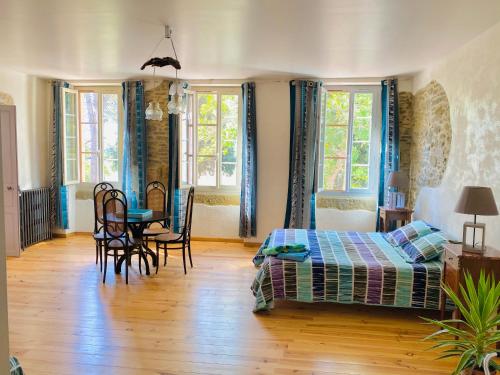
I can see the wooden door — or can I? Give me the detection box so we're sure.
[0,105,20,256]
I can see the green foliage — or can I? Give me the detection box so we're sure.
[422,271,500,374]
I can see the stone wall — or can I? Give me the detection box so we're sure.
[398,92,413,198]
[145,80,169,187]
[403,80,452,208]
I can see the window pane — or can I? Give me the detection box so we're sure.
[102,94,119,180]
[197,125,217,155]
[82,153,99,183]
[221,94,238,169]
[351,166,369,189]
[197,93,217,124]
[66,158,78,182]
[80,92,98,123]
[81,123,99,153]
[324,126,348,157]
[326,91,349,125]
[221,162,237,186]
[351,142,370,165]
[323,158,346,191]
[353,93,372,142]
[65,115,77,137]
[197,156,216,186]
[103,159,118,182]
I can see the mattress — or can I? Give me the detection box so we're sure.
[251,229,443,312]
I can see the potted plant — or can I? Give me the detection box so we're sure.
[423,271,500,375]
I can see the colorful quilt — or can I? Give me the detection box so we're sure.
[251,229,443,312]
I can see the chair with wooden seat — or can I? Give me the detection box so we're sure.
[143,181,169,243]
[102,189,139,284]
[93,182,114,271]
[154,186,194,274]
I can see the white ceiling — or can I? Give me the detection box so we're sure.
[0,0,499,80]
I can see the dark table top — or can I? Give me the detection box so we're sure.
[107,211,168,225]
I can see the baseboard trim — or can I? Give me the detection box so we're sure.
[191,236,243,243]
[52,232,259,245]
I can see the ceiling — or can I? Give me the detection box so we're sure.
[0,0,499,80]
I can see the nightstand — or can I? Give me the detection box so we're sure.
[440,243,500,320]
[378,206,413,232]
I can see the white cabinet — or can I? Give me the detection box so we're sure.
[0,105,20,256]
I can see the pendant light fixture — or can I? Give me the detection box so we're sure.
[141,25,189,120]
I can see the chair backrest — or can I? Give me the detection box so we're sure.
[102,189,128,242]
[182,187,195,241]
[93,182,114,233]
[146,181,166,214]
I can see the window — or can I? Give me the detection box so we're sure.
[62,88,80,184]
[180,88,241,190]
[319,86,380,194]
[77,87,122,183]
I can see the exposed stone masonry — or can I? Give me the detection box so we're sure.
[144,80,170,188]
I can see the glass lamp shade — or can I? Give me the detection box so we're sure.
[145,102,155,120]
[154,102,163,121]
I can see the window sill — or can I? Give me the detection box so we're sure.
[316,194,377,212]
[193,191,240,206]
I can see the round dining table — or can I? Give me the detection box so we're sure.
[114,211,168,276]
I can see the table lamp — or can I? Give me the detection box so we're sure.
[387,171,409,209]
[455,186,498,253]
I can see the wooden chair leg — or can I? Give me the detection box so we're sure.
[95,242,99,264]
[103,252,108,284]
[125,249,129,285]
[182,244,187,275]
[164,243,168,266]
[188,241,193,268]
[155,241,159,274]
[138,243,143,276]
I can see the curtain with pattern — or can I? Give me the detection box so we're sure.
[121,81,147,208]
[50,80,70,230]
[239,82,257,237]
[376,78,400,230]
[167,82,180,229]
[284,80,322,229]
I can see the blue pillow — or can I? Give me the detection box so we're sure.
[385,220,435,247]
[402,231,448,263]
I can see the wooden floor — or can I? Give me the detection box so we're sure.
[6,235,455,374]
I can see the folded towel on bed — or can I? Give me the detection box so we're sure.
[276,250,311,262]
[262,243,307,256]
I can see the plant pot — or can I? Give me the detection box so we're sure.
[461,368,497,375]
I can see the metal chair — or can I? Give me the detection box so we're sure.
[93,182,113,271]
[102,189,139,284]
[154,187,194,274]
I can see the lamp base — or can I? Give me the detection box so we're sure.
[462,221,486,253]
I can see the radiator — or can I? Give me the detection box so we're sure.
[19,188,52,249]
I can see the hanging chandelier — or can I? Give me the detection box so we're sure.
[141,25,189,120]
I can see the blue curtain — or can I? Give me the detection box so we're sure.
[376,78,400,230]
[121,81,146,208]
[284,80,322,229]
[167,82,180,229]
[239,82,257,237]
[50,80,70,230]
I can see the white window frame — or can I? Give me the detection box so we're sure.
[76,86,123,185]
[318,85,381,196]
[179,87,242,193]
[62,88,80,185]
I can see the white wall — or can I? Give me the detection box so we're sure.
[412,22,500,245]
[0,70,49,190]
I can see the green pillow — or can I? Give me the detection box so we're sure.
[402,231,448,263]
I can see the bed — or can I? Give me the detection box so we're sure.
[251,229,443,312]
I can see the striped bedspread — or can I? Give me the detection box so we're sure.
[251,229,443,312]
